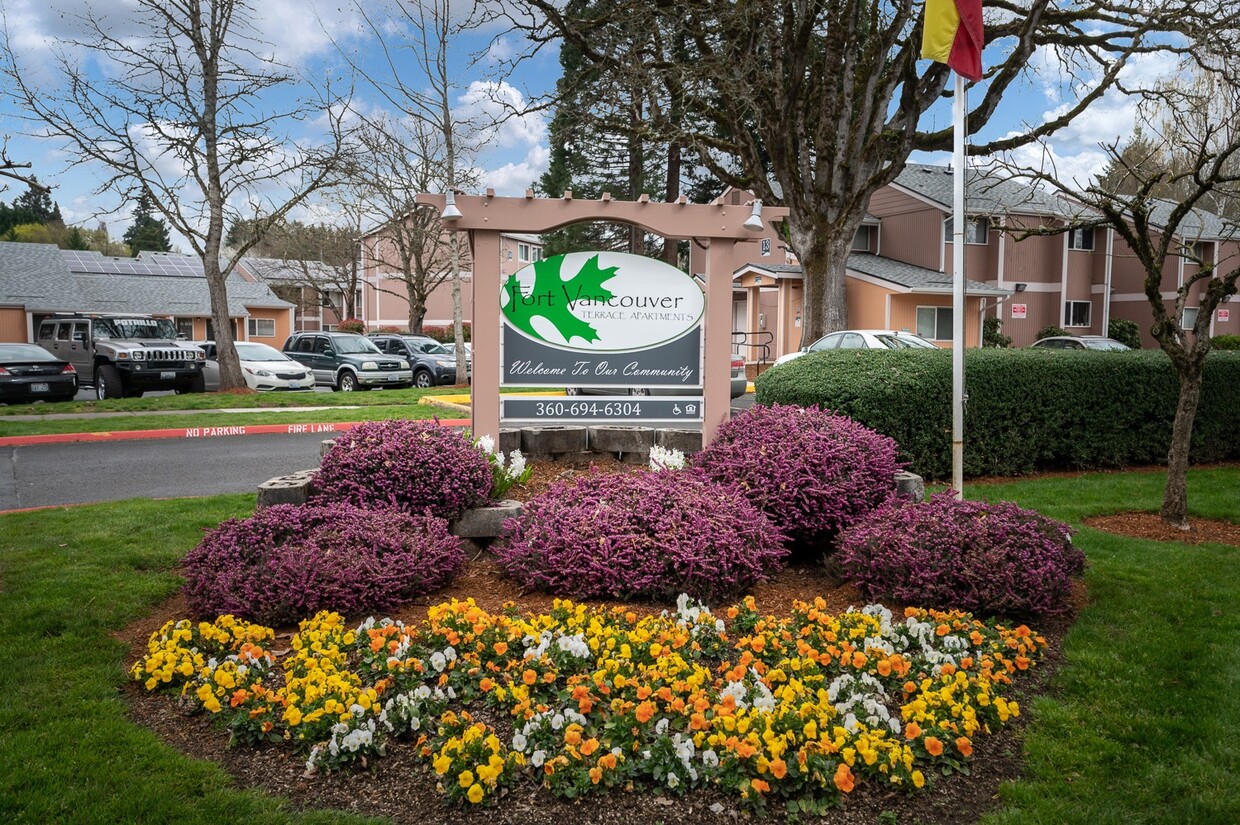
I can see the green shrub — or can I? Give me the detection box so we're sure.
[1108,318,1143,349]
[1035,324,1068,341]
[1213,334,1240,351]
[755,348,1240,479]
[983,316,1012,348]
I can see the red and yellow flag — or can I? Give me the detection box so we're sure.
[921,0,984,82]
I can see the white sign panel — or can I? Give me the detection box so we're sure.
[1011,303,1028,320]
[1219,309,1231,323]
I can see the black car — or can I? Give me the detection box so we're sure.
[367,334,471,388]
[0,343,79,403]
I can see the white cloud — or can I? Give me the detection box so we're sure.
[455,80,547,151]
[480,144,550,194]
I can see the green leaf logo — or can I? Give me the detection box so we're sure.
[502,254,619,345]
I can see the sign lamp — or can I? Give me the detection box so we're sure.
[441,190,463,221]
[742,200,764,232]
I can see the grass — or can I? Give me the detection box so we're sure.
[974,468,1240,825]
[0,468,1236,823]
[0,404,446,437]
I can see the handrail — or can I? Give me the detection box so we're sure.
[731,330,774,366]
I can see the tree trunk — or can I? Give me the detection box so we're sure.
[663,141,681,265]
[450,232,467,385]
[1161,366,1203,529]
[407,295,427,334]
[787,216,854,345]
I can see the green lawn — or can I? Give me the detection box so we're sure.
[0,469,1236,823]
[0,385,455,416]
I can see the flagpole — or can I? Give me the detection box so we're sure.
[951,72,966,500]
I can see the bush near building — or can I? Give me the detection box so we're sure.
[755,349,1240,479]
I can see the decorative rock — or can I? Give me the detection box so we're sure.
[256,469,318,509]
[499,427,522,455]
[894,470,925,502]
[655,428,703,455]
[320,438,336,457]
[521,425,588,459]
[588,425,655,457]
[451,499,524,539]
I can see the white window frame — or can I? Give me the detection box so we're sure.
[248,318,276,337]
[851,226,871,251]
[943,216,989,245]
[175,317,195,339]
[1068,227,1095,251]
[916,306,953,341]
[518,243,530,262]
[1183,307,1200,329]
[531,246,542,261]
[1065,300,1092,328]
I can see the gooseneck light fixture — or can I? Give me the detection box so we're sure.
[441,190,463,221]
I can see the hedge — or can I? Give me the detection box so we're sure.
[755,348,1240,479]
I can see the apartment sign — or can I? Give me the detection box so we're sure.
[1011,303,1028,320]
[1219,309,1231,323]
[500,252,704,388]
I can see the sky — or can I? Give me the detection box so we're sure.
[0,1,1184,251]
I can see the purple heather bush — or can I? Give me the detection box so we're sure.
[494,469,788,603]
[314,420,492,518]
[183,503,465,625]
[692,403,902,547]
[837,493,1085,618]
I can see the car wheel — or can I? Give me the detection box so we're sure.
[565,387,582,396]
[96,366,124,400]
[338,371,358,392]
[413,369,434,389]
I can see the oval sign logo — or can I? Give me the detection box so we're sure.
[501,251,704,352]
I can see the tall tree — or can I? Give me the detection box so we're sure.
[1002,57,1240,529]
[485,0,1240,343]
[261,218,366,322]
[2,0,351,389]
[11,176,61,224]
[121,192,172,255]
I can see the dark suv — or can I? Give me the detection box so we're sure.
[367,334,471,388]
[281,331,413,392]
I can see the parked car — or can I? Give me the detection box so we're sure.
[35,313,205,399]
[0,343,78,403]
[282,332,413,392]
[566,354,749,399]
[367,333,471,388]
[772,329,938,367]
[192,341,314,392]
[1029,335,1132,351]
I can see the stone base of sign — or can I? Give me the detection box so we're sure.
[451,499,523,539]
[499,427,522,455]
[257,469,318,509]
[654,428,703,455]
[320,438,336,457]
[894,471,925,502]
[520,425,589,460]
[588,425,655,461]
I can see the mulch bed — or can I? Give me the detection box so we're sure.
[116,458,1079,824]
[1083,512,1240,547]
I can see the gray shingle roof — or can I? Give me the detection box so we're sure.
[239,255,339,283]
[0,242,290,315]
[895,163,1073,217]
[1146,198,1230,239]
[847,253,1008,296]
[738,254,1007,297]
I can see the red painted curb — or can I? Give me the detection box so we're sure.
[0,418,472,448]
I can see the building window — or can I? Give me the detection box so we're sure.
[1188,241,1213,263]
[248,318,276,338]
[518,243,530,262]
[175,318,195,339]
[916,306,953,340]
[851,226,871,251]
[1183,307,1199,329]
[1068,227,1095,251]
[1065,300,1092,328]
[943,216,988,245]
[532,246,542,261]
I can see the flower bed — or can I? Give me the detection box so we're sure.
[134,596,1046,813]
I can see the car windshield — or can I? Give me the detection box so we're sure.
[876,334,937,349]
[94,318,181,339]
[1083,339,1130,351]
[334,336,381,354]
[424,343,452,356]
[403,338,442,353]
[235,343,289,361]
[0,344,56,361]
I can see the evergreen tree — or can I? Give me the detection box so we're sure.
[121,192,172,255]
[11,176,61,224]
